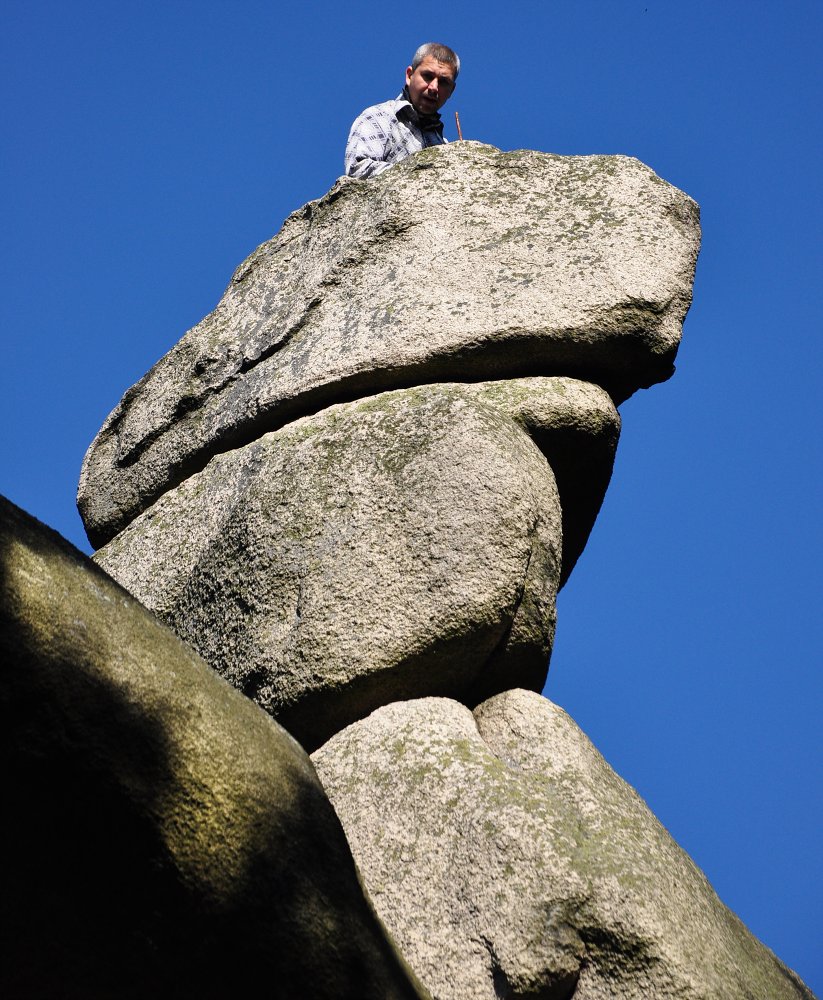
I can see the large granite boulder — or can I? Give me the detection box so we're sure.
[93,379,616,751]
[78,142,699,546]
[312,690,813,1000]
[0,495,427,999]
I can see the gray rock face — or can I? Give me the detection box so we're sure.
[93,379,614,751]
[78,142,699,546]
[312,690,813,1000]
[0,495,427,1000]
[58,142,785,996]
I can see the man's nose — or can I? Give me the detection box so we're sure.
[428,79,439,93]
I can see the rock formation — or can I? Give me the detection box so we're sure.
[94,377,618,750]
[77,142,698,548]
[85,142,698,744]
[5,141,812,995]
[314,691,812,1000]
[0,495,426,999]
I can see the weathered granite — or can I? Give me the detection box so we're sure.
[78,142,698,546]
[94,380,590,751]
[455,377,619,585]
[312,690,814,1000]
[0,495,428,1000]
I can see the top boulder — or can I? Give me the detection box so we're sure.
[78,142,700,547]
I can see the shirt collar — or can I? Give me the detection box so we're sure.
[395,88,443,131]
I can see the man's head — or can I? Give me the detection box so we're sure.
[405,43,459,116]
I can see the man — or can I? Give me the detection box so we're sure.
[344,43,459,179]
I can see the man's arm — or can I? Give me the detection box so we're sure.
[344,108,394,179]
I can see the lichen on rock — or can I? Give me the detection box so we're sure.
[312,690,815,1000]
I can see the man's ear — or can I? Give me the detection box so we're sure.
[405,65,413,86]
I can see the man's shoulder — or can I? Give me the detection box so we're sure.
[352,95,409,125]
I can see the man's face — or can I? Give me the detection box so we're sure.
[405,56,456,115]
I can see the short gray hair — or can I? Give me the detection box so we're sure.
[411,42,460,79]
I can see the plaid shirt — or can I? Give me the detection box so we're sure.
[344,93,446,179]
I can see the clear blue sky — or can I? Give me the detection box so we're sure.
[3,1,821,990]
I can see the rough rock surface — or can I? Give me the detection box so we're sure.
[78,142,699,546]
[94,380,608,751]
[0,495,427,1000]
[455,377,618,584]
[312,690,814,1000]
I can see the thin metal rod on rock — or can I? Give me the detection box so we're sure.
[454,111,463,141]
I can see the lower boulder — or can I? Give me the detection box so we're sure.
[312,690,814,1000]
[0,495,427,1000]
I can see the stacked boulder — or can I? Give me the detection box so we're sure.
[82,142,694,752]
[4,143,813,996]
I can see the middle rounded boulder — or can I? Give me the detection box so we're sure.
[95,381,572,750]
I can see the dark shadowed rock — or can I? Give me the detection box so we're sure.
[94,380,592,751]
[0,495,428,1000]
[312,690,814,1000]
[78,142,698,546]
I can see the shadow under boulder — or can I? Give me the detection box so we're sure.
[0,495,426,1000]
